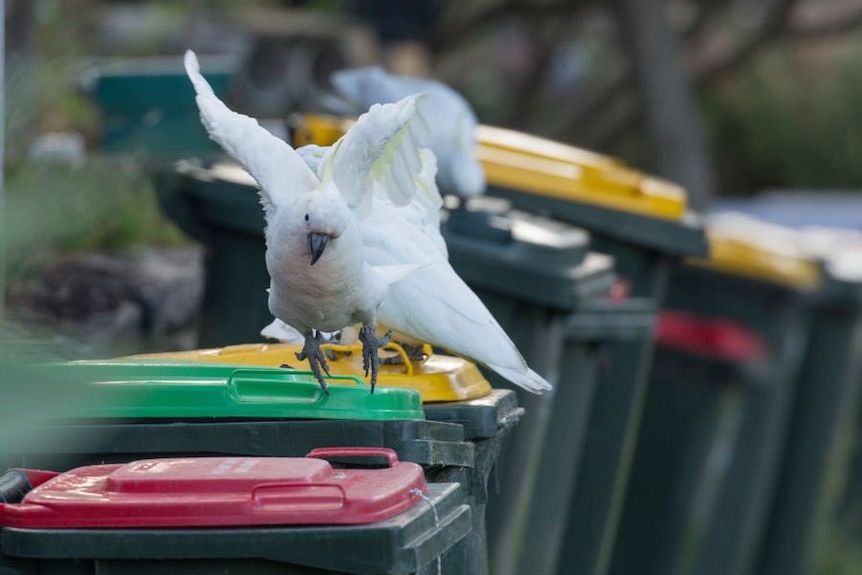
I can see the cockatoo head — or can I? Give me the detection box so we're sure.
[296,184,354,266]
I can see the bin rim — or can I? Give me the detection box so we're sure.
[688,214,823,289]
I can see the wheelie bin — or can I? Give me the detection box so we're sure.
[83,56,236,156]
[753,228,862,575]
[474,124,708,575]
[610,214,857,575]
[0,450,470,574]
[130,344,520,575]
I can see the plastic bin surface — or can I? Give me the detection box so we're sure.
[127,343,493,403]
[0,449,426,528]
[35,360,424,421]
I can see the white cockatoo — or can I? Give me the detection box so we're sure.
[330,66,486,199]
[185,50,550,394]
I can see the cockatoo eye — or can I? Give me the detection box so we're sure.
[304,214,310,222]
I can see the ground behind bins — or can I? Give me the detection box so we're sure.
[3,246,204,360]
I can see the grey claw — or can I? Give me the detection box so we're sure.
[359,326,391,394]
[297,330,331,395]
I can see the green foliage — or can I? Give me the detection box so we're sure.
[706,35,862,196]
[4,156,186,279]
[816,526,862,575]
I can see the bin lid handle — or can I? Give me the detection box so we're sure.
[306,447,399,467]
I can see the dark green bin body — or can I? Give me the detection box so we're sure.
[440,198,617,575]
[487,185,707,575]
[152,163,271,346]
[608,263,811,575]
[755,277,862,575]
[424,390,524,575]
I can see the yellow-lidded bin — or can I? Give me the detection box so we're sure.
[609,213,835,575]
[476,125,687,221]
[689,215,823,290]
[289,115,689,222]
[284,113,704,575]
[288,112,354,148]
[463,123,707,575]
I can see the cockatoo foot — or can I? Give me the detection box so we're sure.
[295,330,332,395]
[359,325,391,394]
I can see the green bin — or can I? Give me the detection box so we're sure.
[2,360,476,472]
[83,56,236,156]
[478,127,708,575]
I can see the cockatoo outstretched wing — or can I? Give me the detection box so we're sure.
[184,50,319,220]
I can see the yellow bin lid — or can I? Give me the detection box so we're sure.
[288,113,688,221]
[126,341,493,403]
[687,214,822,289]
[475,125,687,220]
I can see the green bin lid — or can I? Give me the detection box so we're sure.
[83,56,236,112]
[442,196,616,311]
[34,360,424,421]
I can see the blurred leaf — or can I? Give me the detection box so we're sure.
[5,156,186,279]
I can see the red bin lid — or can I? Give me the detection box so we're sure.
[656,310,768,363]
[0,448,427,528]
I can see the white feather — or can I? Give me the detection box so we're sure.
[184,50,319,220]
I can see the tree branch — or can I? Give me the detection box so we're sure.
[689,0,802,86]
[789,3,862,38]
[510,18,574,128]
[547,70,632,140]
[432,0,593,56]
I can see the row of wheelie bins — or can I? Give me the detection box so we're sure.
[147,114,707,575]
[24,60,862,574]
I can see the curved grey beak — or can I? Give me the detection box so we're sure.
[307,232,330,266]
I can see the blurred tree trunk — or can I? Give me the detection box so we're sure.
[610,0,714,210]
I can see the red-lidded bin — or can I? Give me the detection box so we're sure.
[609,311,773,575]
[0,448,471,575]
